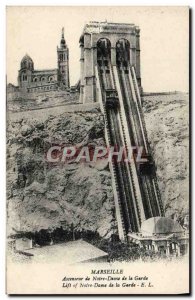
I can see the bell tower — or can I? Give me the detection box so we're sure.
[57,28,70,89]
[18,54,34,91]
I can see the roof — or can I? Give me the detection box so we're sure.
[24,239,108,264]
[128,232,175,242]
[33,69,58,75]
[16,237,32,241]
[21,54,33,64]
[88,21,136,27]
[83,21,139,35]
[141,217,184,237]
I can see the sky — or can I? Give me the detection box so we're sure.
[6,6,189,92]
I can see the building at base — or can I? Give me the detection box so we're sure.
[128,217,189,257]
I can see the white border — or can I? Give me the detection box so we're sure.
[0,1,194,298]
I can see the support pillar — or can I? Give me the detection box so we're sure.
[152,242,158,253]
[91,46,97,102]
[83,33,94,103]
[135,26,141,88]
[79,42,84,103]
[130,47,136,67]
[166,242,170,256]
[111,47,116,66]
[130,29,136,67]
[176,243,181,256]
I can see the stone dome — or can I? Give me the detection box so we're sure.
[141,217,183,236]
[20,54,34,70]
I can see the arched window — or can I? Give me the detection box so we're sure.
[48,76,54,82]
[22,73,27,81]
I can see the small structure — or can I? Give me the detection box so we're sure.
[15,238,33,251]
[128,217,189,257]
[24,239,108,264]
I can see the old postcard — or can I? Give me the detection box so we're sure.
[6,6,190,294]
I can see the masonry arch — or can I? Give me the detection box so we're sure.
[97,38,111,62]
[116,39,130,67]
[48,76,54,82]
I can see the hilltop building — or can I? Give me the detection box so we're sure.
[9,28,70,94]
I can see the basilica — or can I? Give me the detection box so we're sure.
[17,28,69,93]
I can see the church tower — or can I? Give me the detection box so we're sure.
[18,54,34,91]
[57,28,70,89]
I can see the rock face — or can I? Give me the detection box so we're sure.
[143,92,189,223]
[7,108,116,238]
[7,92,189,238]
[7,90,79,111]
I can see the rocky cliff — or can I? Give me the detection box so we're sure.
[7,107,116,238]
[143,92,189,223]
[7,92,189,238]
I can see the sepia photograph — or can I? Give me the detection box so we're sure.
[6,6,190,295]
